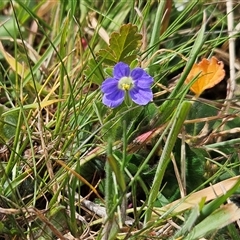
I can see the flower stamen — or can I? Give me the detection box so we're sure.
[118,76,134,91]
[121,83,131,91]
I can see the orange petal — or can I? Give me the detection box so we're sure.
[185,56,225,96]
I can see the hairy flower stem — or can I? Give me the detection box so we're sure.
[102,139,118,240]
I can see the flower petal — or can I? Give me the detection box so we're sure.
[131,68,153,88]
[102,88,125,108]
[113,62,130,79]
[101,78,119,94]
[129,87,153,105]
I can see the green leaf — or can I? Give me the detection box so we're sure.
[174,198,206,238]
[186,101,218,136]
[0,15,19,39]
[198,177,240,222]
[184,203,240,240]
[0,1,9,10]
[84,58,104,85]
[0,105,19,143]
[98,23,142,65]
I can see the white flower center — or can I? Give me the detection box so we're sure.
[118,76,134,91]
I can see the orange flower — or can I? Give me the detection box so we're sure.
[185,56,225,96]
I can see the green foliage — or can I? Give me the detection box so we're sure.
[84,59,104,85]
[198,179,240,222]
[98,23,142,65]
[0,1,9,10]
[100,101,148,143]
[0,105,19,143]
[85,24,142,85]
[186,101,218,136]
[0,1,240,239]
[0,16,19,39]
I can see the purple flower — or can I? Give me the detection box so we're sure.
[101,62,154,108]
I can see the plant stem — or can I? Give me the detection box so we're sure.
[144,101,192,225]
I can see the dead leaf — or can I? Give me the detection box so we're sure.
[185,56,225,96]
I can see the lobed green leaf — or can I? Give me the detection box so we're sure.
[98,23,142,65]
